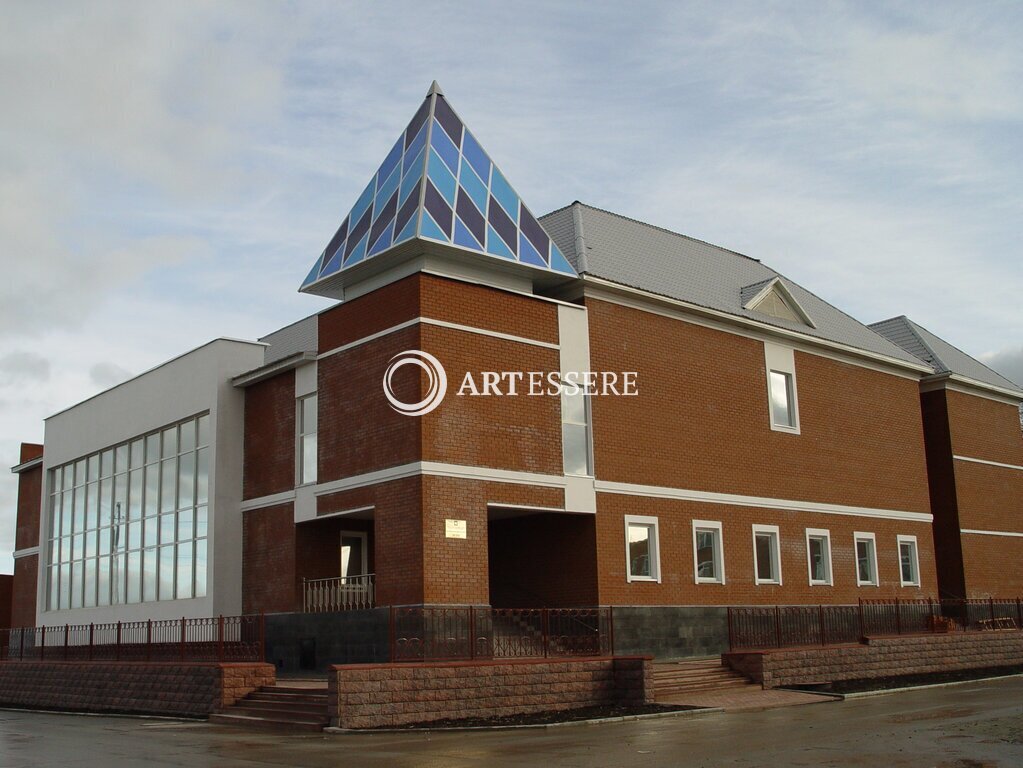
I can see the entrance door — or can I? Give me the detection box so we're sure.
[340,531,367,581]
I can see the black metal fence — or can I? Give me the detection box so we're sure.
[728,598,1023,651]
[389,606,613,662]
[2,614,265,663]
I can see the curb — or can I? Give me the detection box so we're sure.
[830,672,1023,700]
[324,706,722,734]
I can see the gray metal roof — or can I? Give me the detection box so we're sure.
[870,316,1023,395]
[540,202,925,367]
[260,315,318,365]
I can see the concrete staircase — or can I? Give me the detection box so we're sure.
[653,658,758,701]
[210,683,330,731]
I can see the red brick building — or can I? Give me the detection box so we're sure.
[8,84,1022,663]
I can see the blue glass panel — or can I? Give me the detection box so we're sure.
[456,187,486,246]
[519,232,547,268]
[370,190,399,245]
[458,158,488,215]
[377,138,402,188]
[367,219,394,256]
[427,149,456,206]
[430,118,460,175]
[454,217,483,251]
[394,187,420,238]
[349,179,375,230]
[301,257,322,287]
[373,164,400,218]
[344,232,369,266]
[489,168,518,224]
[404,97,430,149]
[486,225,515,260]
[393,211,418,245]
[487,194,517,255]
[403,121,428,174]
[420,209,449,243]
[519,204,550,261]
[399,148,425,204]
[320,217,349,274]
[423,181,453,237]
[461,130,491,185]
[550,243,576,275]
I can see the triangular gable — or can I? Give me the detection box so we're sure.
[741,277,815,328]
[300,82,576,296]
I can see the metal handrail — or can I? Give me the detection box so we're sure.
[303,573,375,612]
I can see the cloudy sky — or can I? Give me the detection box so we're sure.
[2,1,1021,574]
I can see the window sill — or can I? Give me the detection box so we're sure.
[695,578,725,585]
[754,579,782,586]
[626,575,660,584]
[809,580,833,587]
[769,423,800,435]
[856,582,880,588]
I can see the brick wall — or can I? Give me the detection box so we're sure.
[945,390,1023,467]
[328,656,652,729]
[15,459,42,551]
[725,631,1023,688]
[0,661,274,717]
[595,494,937,606]
[11,456,43,628]
[0,575,11,629]
[242,503,296,614]
[920,390,965,598]
[959,535,1023,597]
[11,556,38,629]
[243,371,296,500]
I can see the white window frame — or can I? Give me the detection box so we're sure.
[764,343,800,434]
[624,515,661,583]
[854,532,879,587]
[296,393,317,487]
[805,528,833,586]
[897,534,921,587]
[692,520,726,585]
[752,524,783,585]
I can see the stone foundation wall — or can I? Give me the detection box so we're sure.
[725,632,1023,688]
[0,661,275,717]
[329,656,652,729]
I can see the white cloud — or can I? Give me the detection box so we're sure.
[0,352,50,385]
[981,346,1023,388]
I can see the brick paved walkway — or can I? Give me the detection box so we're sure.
[658,686,837,712]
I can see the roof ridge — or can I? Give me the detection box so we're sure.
[905,316,1020,388]
[570,200,762,265]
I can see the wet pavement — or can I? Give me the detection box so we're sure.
[1,676,1021,767]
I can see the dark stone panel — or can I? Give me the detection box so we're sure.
[264,609,391,672]
[611,606,730,659]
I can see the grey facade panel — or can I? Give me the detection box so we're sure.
[260,315,319,365]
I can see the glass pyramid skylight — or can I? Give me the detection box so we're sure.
[300,82,577,295]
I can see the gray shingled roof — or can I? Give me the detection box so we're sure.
[870,316,1022,395]
[260,315,318,364]
[540,202,926,367]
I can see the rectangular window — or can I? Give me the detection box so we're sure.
[624,515,660,582]
[44,412,210,611]
[769,371,795,428]
[298,394,317,486]
[764,342,799,433]
[561,388,592,477]
[805,528,833,586]
[692,520,725,584]
[898,535,920,587]
[854,532,878,586]
[752,524,782,585]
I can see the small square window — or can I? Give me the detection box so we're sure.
[854,532,878,586]
[692,520,725,584]
[297,394,318,486]
[752,524,782,585]
[898,535,920,587]
[625,515,660,583]
[805,528,833,585]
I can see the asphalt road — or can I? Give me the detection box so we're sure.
[1,677,1021,767]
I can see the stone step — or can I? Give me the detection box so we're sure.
[232,700,329,718]
[655,679,754,695]
[248,691,329,704]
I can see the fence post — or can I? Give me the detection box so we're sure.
[388,606,395,663]
[858,598,865,640]
[40,625,46,661]
[217,615,224,662]
[64,624,69,661]
[180,617,186,661]
[89,623,95,661]
[1017,598,1021,630]
[774,605,782,648]
[259,611,266,663]
[727,607,734,651]
[895,598,902,635]
[542,609,550,658]
[989,597,995,623]
[116,621,122,662]
[608,607,615,656]
[468,606,476,661]
[818,605,826,647]
[146,619,152,662]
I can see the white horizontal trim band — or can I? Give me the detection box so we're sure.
[302,505,375,522]
[12,546,40,559]
[318,317,558,362]
[239,490,296,511]
[594,479,933,522]
[11,457,43,474]
[954,455,1023,472]
[961,528,1023,539]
